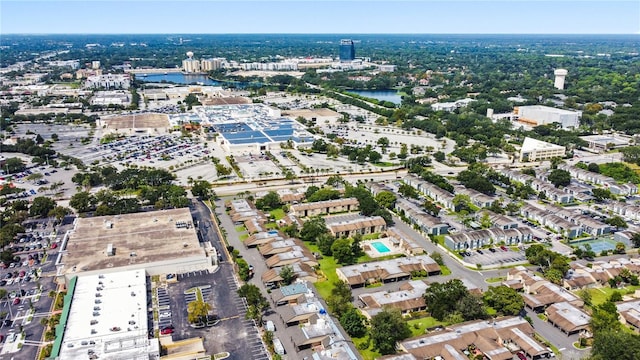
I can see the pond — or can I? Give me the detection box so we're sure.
[347,89,402,105]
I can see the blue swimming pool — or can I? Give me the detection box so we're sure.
[371,241,391,253]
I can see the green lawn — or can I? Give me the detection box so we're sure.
[351,336,380,360]
[269,208,286,220]
[306,243,340,300]
[234,225,246,232]
[362,233,381,240]
[239,234,249,241]
[485,276,506,283]
[265,222,279,230]
[439,265,451,276]
[588,285,640,306]
[406,316,447,337]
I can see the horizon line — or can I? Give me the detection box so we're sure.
[2,32,639,36]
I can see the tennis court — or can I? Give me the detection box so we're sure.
[571,238,618,252]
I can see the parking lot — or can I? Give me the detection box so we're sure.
[460,246,528,267]
[155,269,267,360]
[0,218,61,359]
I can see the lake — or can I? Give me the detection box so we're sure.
[136,72,256,88]
[347,89,402,105]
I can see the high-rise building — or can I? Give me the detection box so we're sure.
[339,39,355,62]
[182,51,201,73]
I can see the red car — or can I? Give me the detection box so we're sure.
[12,298,20,305]
[160,328,174,335]
[517,352,527,360]
[51,243,58,249]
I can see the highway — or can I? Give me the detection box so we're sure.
[211,168,408,196]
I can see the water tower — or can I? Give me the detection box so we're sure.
[554,69,568,90]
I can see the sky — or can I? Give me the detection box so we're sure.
[1,0,639,35]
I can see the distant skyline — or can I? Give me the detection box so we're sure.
[2,1,639,35]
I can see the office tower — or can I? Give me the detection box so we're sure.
[339,39,355,62]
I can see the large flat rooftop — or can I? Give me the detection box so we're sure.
[59,269,159,360]
[61,208,202,274]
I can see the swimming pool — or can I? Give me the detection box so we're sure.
[371,241,391,253]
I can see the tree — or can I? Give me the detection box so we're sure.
[423,279,470,321]
[483,285,524,316]
[430,251,444,266]
[605,216,628,230]
[237,284,269,310]
[68,191,95,213]
[279,265,295,286]
[590,301,621,334]
[434,151,446,162]
[284,169,297,182]
[326,281,352,318]
[631,232,640,248]
[577,288,593,307]
[592,188,613,202]
[237,258,251,281]
[299,217,328,243]
[191,180,212,199]
[331,238,356,265]
[544,268,564,285]
[4,157,25,174]
[398,184,419,199]
[608,290,623,302]
[304,185,319,199]
[368,151,382,163]
[547,169,571,188]
[317,233,336,256]
[306,188,341,202]
[26,173,44,182]
[377,137,390,150]
[215,163,232,177]
[48,206,71,221]
[340,308,367,337]
[187,300,211,324]
[615,242,626,254]
[457,293,488,321]
[370,308,412,355]
[255,191,282,211]
[375,191,397,210]
[29,196,56,218]
[590,331,640,360]
[398,143,408,159]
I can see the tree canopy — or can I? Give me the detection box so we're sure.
[369,308,412,355]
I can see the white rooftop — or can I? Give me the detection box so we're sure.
[521,137,565,152]
[58,269,159,360]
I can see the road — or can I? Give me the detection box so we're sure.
[189,199,269,360]
[207,196,595,359]
[211,169,408,196]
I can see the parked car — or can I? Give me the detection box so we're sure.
[160,328,174,335]
[51,243,58,249]
[12,298,20,305]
